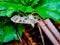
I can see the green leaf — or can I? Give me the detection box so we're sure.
[0,24,23,43]
[0,1,26,17]
[31,0,39,7]
[0,18,24,43]
[35,0,60,23]
[18,24,24,36]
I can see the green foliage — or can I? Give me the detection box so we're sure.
[0,0,60,43]
[0,0,39,17]
[0,0,60,22]
[35,0,60,23]
[0,17,23,43]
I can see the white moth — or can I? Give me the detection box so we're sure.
[11,15,39,27]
